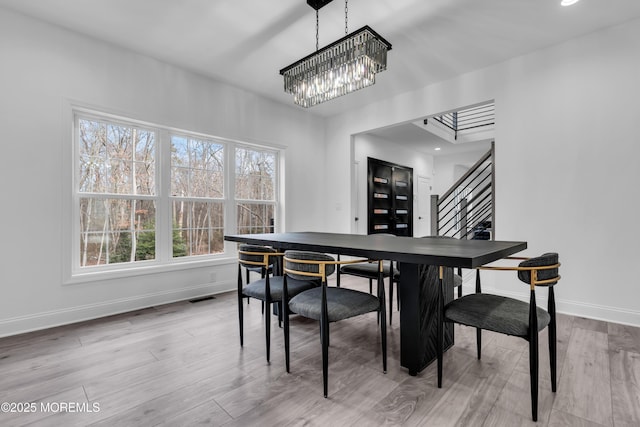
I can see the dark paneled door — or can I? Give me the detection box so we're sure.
[367,157,413,236]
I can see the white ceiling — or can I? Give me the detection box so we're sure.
[362,120,493,157]
[3,0,640,149]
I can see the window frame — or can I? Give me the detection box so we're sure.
[65,106,283,284]
[234,144,280,235]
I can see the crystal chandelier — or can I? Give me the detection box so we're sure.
[280,0,392,108]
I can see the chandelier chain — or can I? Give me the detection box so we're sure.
[316,9,319,51]
[345,0,348,35]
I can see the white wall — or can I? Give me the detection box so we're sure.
[352,133,434,235]
[0,9,326,336]
[324,18,640,326]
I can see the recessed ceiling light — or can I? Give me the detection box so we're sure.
[434,147,441,151]
[561,0,580,6]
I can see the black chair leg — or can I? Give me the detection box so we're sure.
[381,317,387,373]
[265,271,272,362]
[388,278,393,325]
[529,335,539,422]
[320,319,329,398]
[283,276,291,373]
[437,267,444,388]
[474,269,482,360]
[369,278,373,294]
[549,320,557,392]
[265,301,271,363]
[379,274,387,373]
[284,304,290,373]
[245,269,251,305]
[549,288,557,392]
[238,297,244,347]
[237,265,244,346]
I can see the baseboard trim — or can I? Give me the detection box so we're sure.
[554,298,640,328]
[0,280,235,338]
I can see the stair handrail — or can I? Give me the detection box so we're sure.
[438,148,492,204]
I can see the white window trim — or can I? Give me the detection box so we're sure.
[62,103,284,285]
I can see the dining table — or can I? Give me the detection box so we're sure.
[224,231,527,375]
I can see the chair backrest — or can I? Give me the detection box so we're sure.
[284,251,335,281]
[238,244,280,269]
[517,252,560,287]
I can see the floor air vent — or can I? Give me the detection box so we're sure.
[189,296,216,303]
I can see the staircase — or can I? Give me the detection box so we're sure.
[431,141,494,240]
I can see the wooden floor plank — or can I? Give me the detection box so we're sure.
[608,322,640,354]
[452,345,524,426]
[548,409,609,427]
[492,368,556,423]
[609,349,640,426]
[88,367,250,426]
[553,327,613,425]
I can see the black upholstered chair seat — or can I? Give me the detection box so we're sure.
[243,276,318,301]
[340,259,398,324]
[445,293,550,337]
[340,260,392,278]
[289,287,380,322]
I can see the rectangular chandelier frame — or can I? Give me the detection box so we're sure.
[280,25,392,108]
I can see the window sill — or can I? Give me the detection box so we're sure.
[64,256,237,286]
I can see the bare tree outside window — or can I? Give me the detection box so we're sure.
[171,136,224,257]
[78,118,156,266]
[235,147,276,234]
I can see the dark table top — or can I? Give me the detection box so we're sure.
[224,232,527,268]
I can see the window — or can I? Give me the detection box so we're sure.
[235,147,277,235]
[77,118,157,267]
[170,135,225,257]
[73,110,281,276]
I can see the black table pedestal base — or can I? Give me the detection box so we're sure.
[399,263,454,375]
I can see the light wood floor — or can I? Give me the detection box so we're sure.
[1,275,639,426]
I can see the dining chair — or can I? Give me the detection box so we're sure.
[337,233,397,324]
[282,250,387,397]
[338,259,397,324]
[243,263,272,313]
[436,253,561,421]
[237,244,320,362]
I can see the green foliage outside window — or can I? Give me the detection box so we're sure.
[109,222,187,263]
